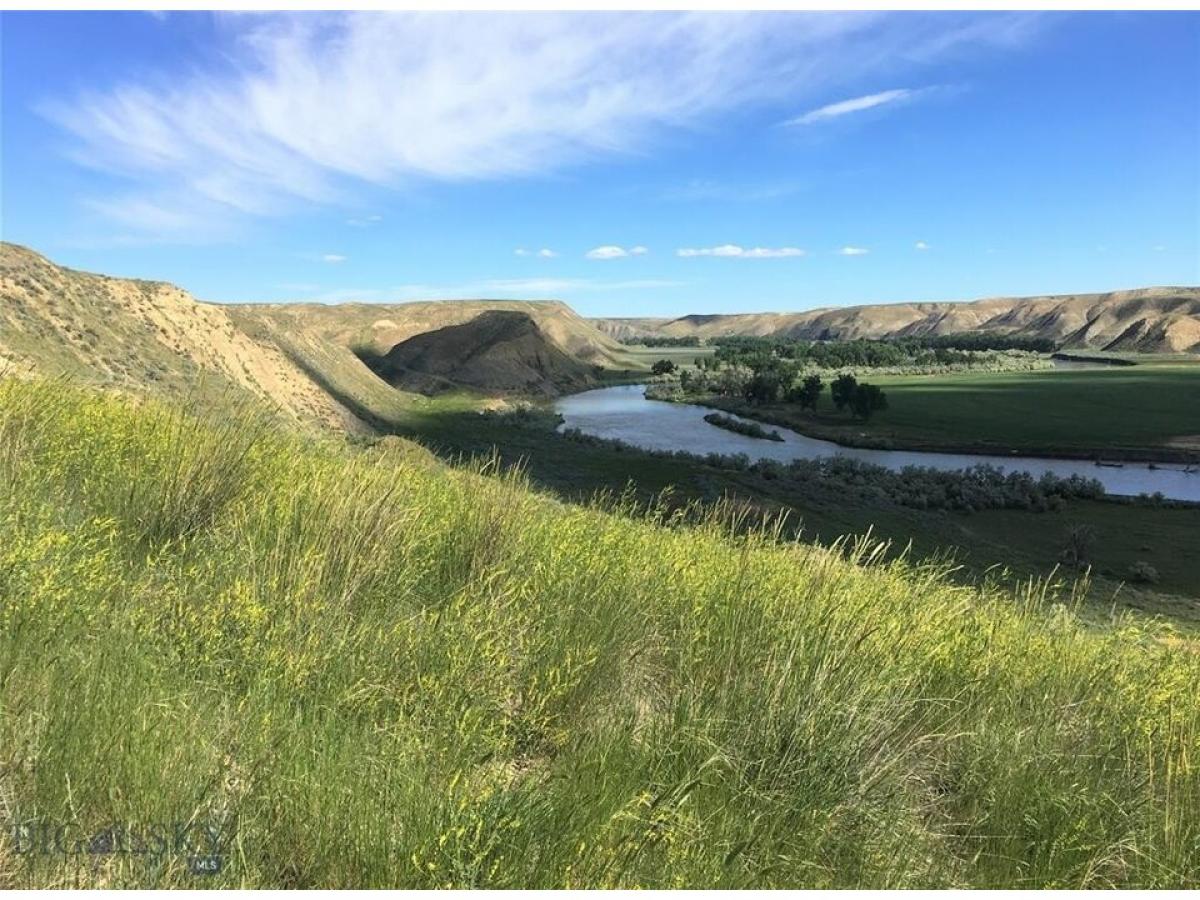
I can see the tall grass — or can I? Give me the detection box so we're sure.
[1,378,1197,887]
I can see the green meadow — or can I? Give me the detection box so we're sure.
[2,378,1199,887]
[734,364,1200,460]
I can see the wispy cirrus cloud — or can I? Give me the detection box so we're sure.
[42,12,1045,238]
[678,244,806,259]
[784,88,919,125]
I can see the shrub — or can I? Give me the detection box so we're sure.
[1127,561,1160,584]
[561,427,1106,513]
[703,412,784,441]
[1060,523,1097,570]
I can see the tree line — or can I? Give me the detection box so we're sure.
[710,334,1053,370]
[620,335,702,347]
[663,358,889,421]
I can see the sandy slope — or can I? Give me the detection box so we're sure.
[0,243,365,431]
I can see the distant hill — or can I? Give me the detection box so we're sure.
[228,295,629,368]
[0,243,627,430]
[593,287,1200,352]
[8,239,1195,433]
[367,310,599,396]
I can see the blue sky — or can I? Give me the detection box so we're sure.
[2,11,1197,316]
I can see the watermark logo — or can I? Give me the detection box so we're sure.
[6,818,233,876]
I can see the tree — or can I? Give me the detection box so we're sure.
[650,359,677,377]
[743,370,784,405]
[787,374,823,412]
[851,383,888,420]
[831,374,858,412]
[1060,523,1096,570]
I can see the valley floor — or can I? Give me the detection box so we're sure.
[679,363,1200,463]
[377,391,1200,626]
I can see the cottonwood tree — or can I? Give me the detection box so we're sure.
[744,370,784,405]
[788,374,824,411]
[831,374,858,411]
[851,383,888,420]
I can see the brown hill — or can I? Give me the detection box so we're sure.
[0,243,628,433]
[227,296,629,371]
[0,242,367,430]
[593,287,1200,352]
[369,310,598,396]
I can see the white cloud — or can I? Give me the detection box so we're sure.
[743,247,805,258]
[516,247,558,258]
[586,245,639,260]
[40,12,1045,237]
[629,246,649,256]
[915,240,929,250]
[839,246,869,256]
[785,88,915,125]
[678,244,742,258]
[784,83,960,127]
[678,244,805,259]
[347,214,383,227]
[322,253,347,263]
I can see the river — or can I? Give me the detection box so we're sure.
[554,384,1200,502]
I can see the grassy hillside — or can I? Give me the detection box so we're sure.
[2,378,1198,888]
[594,286,1200,354]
